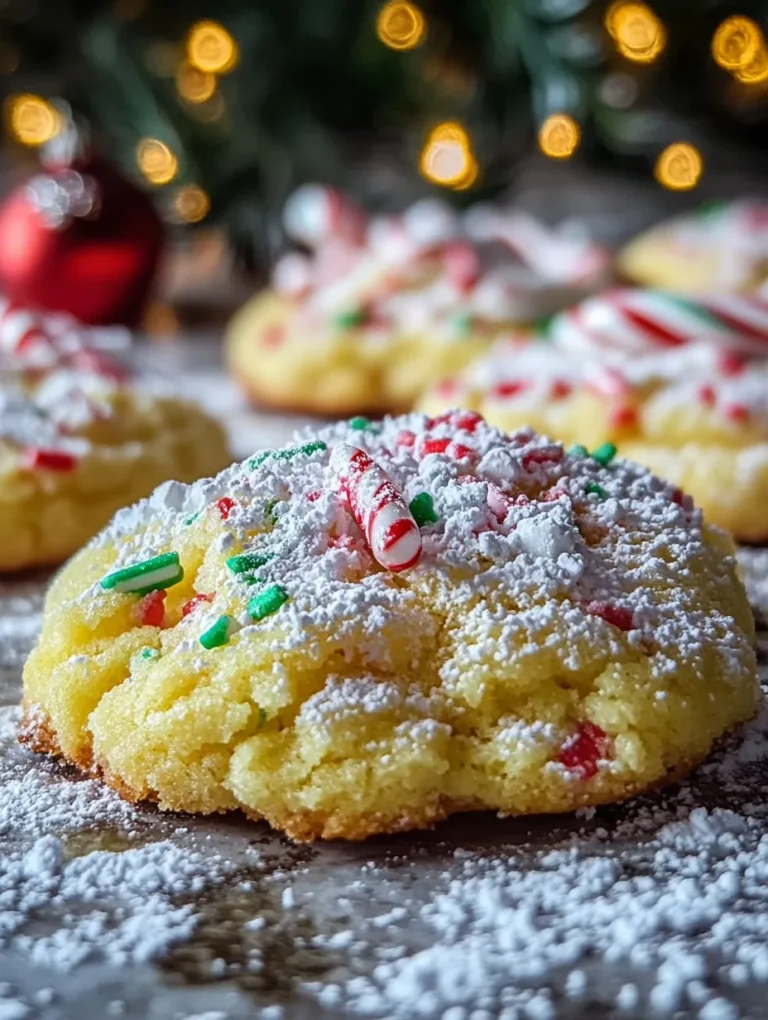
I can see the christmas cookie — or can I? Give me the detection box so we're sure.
[420,290,768,541]
[21,412,757,841]
[0,307,231,572]
[618,199,768,294]
[226,186,610,416]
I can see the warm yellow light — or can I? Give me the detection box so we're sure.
[419,122,478,190]
[606,2,666,63]
[174,184,210,223]
[538,113,581,160]
[654,142,704,191]
[176,61,217,104]
[136,138,178,185]
[711,15,763,71]
[6,94,61,147]
[187,20,238,74]
[376,1,426,51]
[733,43,768,84]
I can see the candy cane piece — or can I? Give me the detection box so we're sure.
[551,289,768,356]
[330,443,422,572]
[283,185,367,249]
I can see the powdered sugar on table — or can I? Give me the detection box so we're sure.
[2,565,768,1018]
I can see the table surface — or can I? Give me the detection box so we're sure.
[2,344,768,1020]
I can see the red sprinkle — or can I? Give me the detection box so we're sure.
[521,446,564,471]
[608,404,638,430]
[137,589,167,627]
[550,380,572,399]
[671,487,693,510]
[420,437,475,461]
[491,380,528,400]
[442,241,480,292]
[585,601,634,632]
[718,352,746,377]
[540,487,567,503]
[215,497,236,520]
[262,324,285,347]
[24,448,78,472]
[725,403,750,424]
[181,592,214,618]
[697,384,716,407]
[306,490,323,502]
[396,430,416,448]
[453,411,484,433]
[435,378,458,397]
[559,721,611,780]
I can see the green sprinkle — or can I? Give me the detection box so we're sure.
[131,646,160,669]
[409,492,438,527]
[248,584,289,622]
[248,450,273,470]
[591,442,617,466]
[257,707,268,726]
[200,615,236,650]
[568,444,589,458]
[227,551,274,575]
[697,199,726,219]
[349,416,379,433]
[585,482,608,499]
[264,498,282,524]
[453,311,474,335]
[183,512,200,526]
[248,441,327,471]
[533,314,555,337]
[333,308,368,330]
[100,552,184,595]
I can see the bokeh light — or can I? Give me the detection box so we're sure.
[376,1,427,51]
[136,138,178,185]
[538,113,581,159]
[654,142,704,191]
[6,94,61,147]
[419,122,478,189]
[605,2,667,64]
[711,15,763,71]
[174,184,210,223]
[176,61,217,104]
[187,20,239,74]
[734,45,768,85]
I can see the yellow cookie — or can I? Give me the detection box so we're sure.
[21,412,757,841]
[1,363,231,572]
[227,192,610,416]
[618,199,768,294]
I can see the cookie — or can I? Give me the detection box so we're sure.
[226,186,610,416]
[420,289,768,541]
[21,412,757,841]
[618,199,768,294]
[0,307,232,572]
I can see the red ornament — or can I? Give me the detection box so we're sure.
[0,154,164,327]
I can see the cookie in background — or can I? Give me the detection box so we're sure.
[226,185,611,417]
[617,199,768,295]
[0,301,231,572]
[420,288,768,542]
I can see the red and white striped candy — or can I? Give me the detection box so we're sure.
[551,289,768,356]
[283,185,367,249]
[464,206,610,284]
[330,443,422,573]
[0,300,57,365]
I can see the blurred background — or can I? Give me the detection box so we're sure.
[0,0,766,333]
